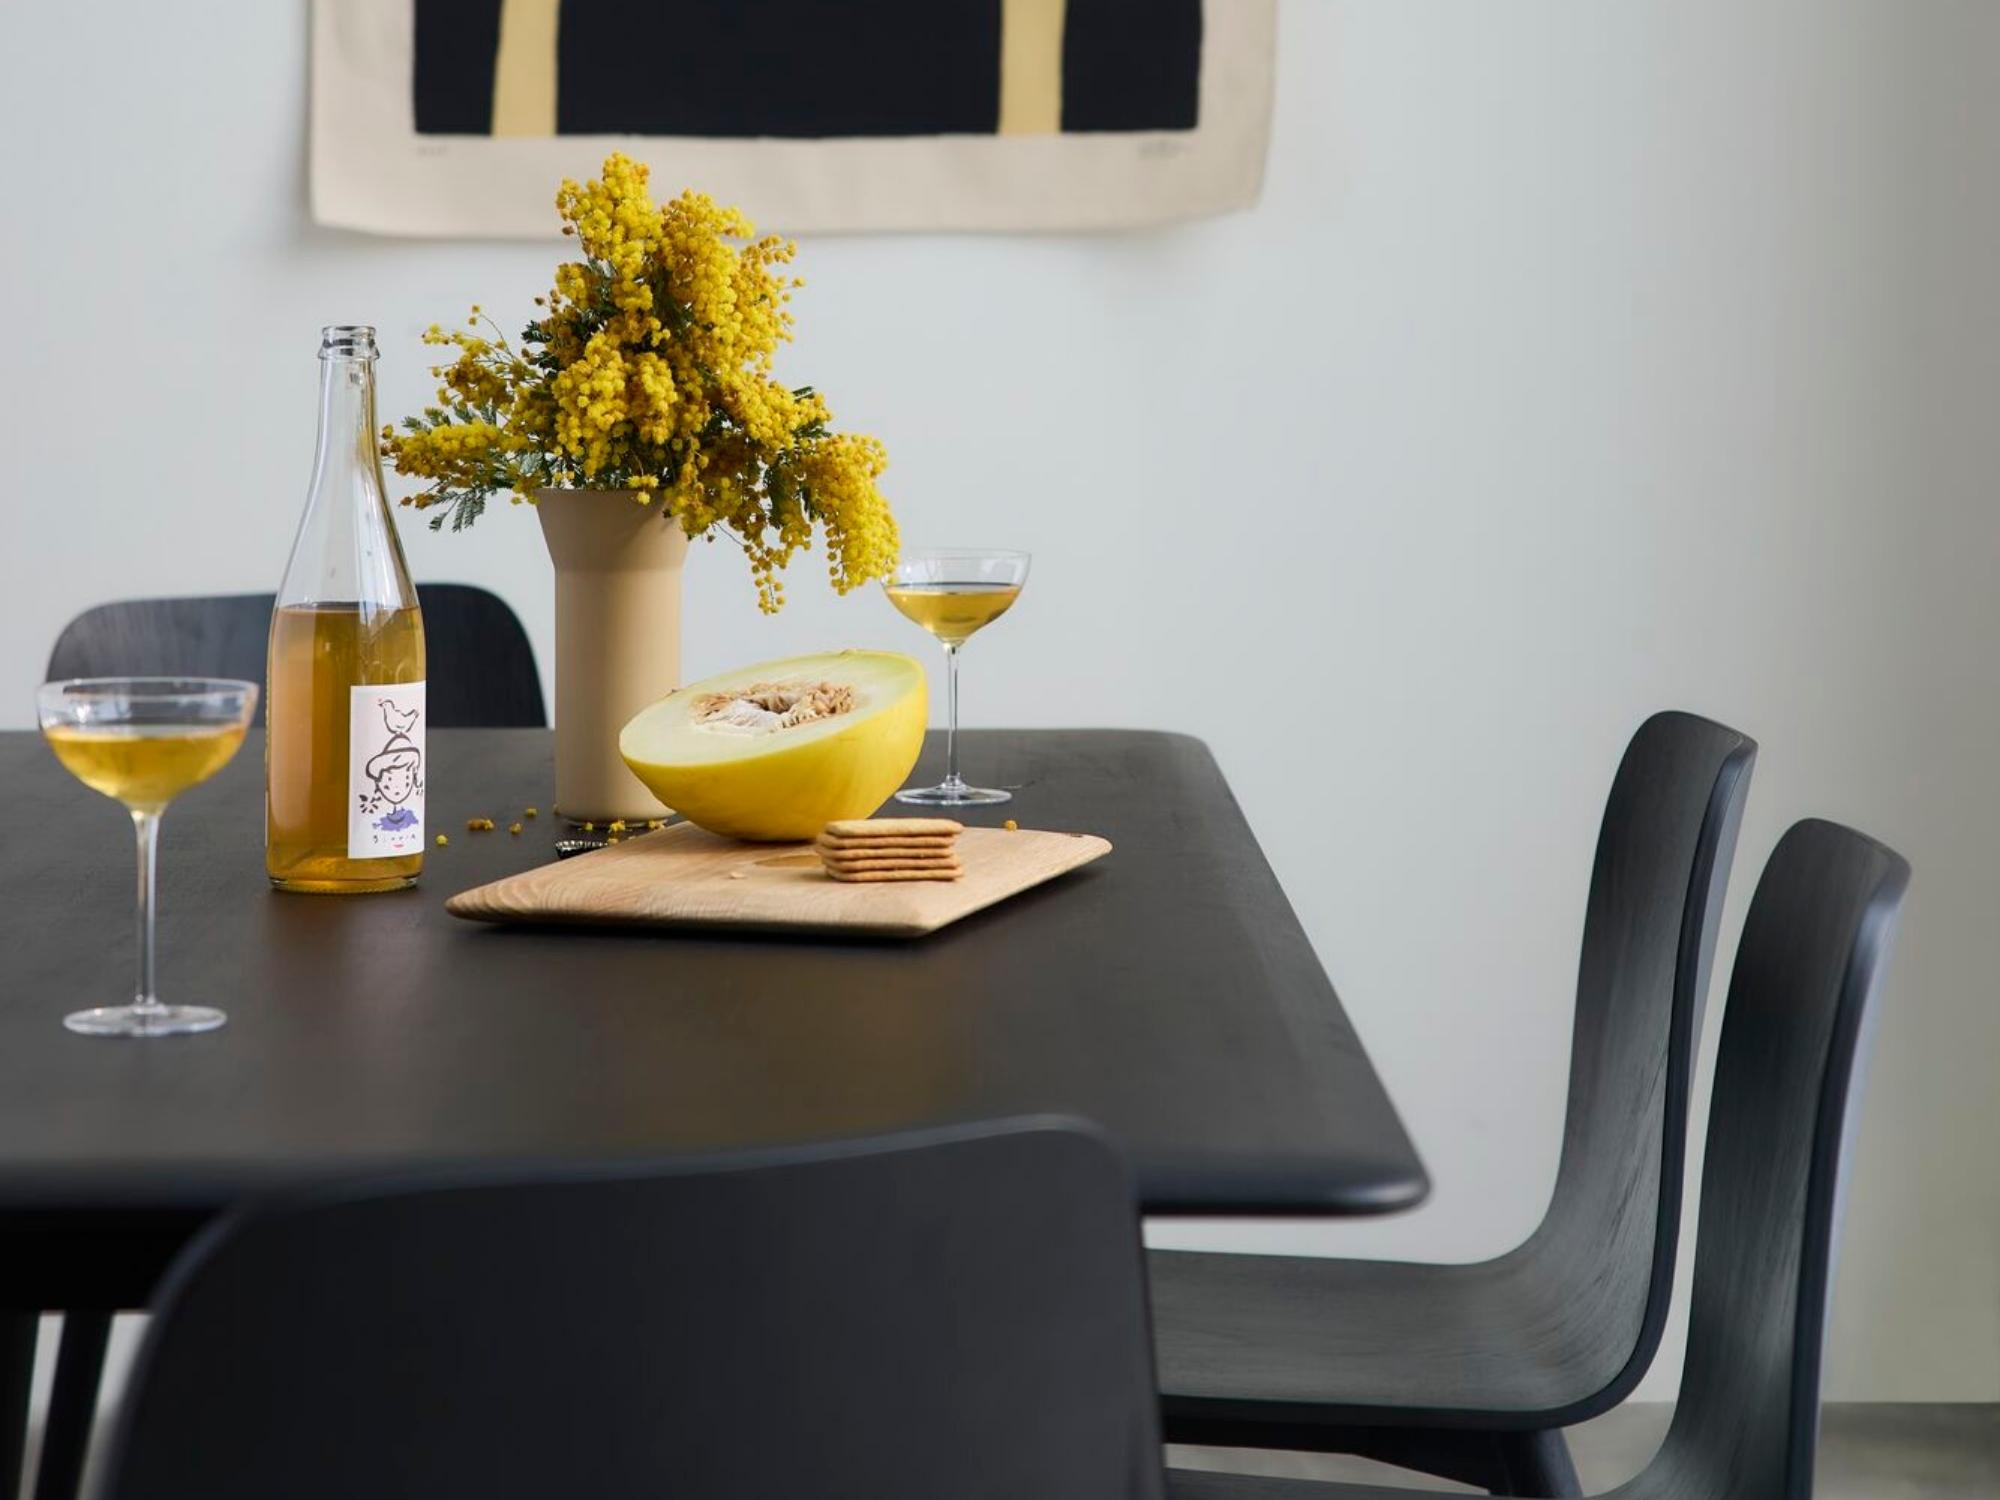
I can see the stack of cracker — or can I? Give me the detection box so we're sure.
[816,818,964,883]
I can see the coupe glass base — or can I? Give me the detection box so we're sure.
[64,1003,227,1037]
[895,783,1012,807]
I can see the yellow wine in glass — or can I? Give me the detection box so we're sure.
[881,550,1031,806]
[46,724,249,812]
[38,678,259,1036]
[883,583,1023,648]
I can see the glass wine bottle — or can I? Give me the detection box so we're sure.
[266,325,428,893]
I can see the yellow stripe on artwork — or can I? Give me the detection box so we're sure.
[999,0,1067,135]
[491,0,561,138]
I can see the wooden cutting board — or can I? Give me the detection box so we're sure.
[445,823,1113,938]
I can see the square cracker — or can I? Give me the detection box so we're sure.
[822,817,964,839]
[827,866,965,883]
[816,864,964,876]
[816,837,959,855]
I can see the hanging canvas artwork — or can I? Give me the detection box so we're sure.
[311,0,1277,237]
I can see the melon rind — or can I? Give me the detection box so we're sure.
[619,651,927,841]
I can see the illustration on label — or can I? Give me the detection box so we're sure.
[348,684,426,859]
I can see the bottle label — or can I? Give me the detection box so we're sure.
[348,683,426,860]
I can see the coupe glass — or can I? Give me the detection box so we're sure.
[38,678,258,1036]
[882,549,1031,805]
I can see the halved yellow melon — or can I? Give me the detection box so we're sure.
[620,651,927,841]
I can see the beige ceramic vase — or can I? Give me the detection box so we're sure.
[535,488,688,823]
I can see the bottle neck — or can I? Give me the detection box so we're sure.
[276,332,418,615]
[311,354,381,503]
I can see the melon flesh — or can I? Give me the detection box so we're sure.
[620,652,927,841]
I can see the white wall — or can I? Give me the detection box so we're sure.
[2,1,1994,1402]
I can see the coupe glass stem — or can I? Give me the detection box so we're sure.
[131,809,163,1013]
[942,643,965,792]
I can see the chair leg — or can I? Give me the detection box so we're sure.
[1492,1429,1581,1498]
[32,1312,111,1500]
[0,1314,36,1500]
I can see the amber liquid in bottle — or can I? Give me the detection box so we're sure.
[267,325,427,893]
[266,604,425,891]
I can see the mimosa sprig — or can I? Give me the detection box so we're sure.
[384,153,898,613]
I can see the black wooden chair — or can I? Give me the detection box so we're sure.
[92,1119,1166,1500]
[1151,712,1757,1496]
[1168,818,1909,1500]
[45,584,545,728]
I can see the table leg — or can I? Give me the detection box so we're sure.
[0,1314,36,1500]
[31,1312,109,1500]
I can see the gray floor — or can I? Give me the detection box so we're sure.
[1172,1402,2000,1498]
[18,1317,1999,1498]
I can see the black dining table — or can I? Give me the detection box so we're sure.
[0,727,1423,1489]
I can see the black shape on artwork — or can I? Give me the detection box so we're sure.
[410,0,1204,138]
[413,0,504,135]
[557,0,1003,137]
[1064,0,1203,132]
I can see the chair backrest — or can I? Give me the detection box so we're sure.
[45,584,546,729]
[411,583,547,728]
[1511,711,1756,1419]
[1636,821,1907,1500]
[94,1119,1165,1500]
